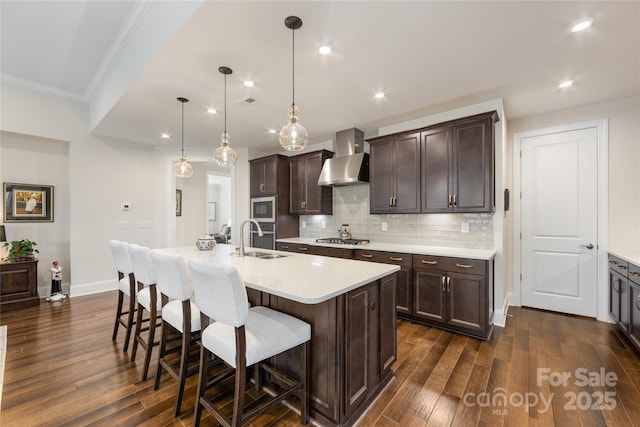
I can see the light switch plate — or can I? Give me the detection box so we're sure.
[461,222,470,233]
[302,221,307,228]
[381,222,388,231]
[321,221,326,229]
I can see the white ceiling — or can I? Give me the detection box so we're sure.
[1,1,639,154]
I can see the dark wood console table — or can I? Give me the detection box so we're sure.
[1,260,40,311]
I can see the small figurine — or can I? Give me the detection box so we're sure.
[46,261,67,302]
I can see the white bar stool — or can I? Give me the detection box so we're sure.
[128,244,162,381]
[150,249,201,417]
[188,260,310,427]
[109,240,137,352]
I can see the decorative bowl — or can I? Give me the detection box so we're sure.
[196,235,216,251]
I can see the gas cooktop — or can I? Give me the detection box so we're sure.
[315,238,370,245]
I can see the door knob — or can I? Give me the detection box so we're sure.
[580,243,594,250]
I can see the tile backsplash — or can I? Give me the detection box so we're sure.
[300,185,494,249]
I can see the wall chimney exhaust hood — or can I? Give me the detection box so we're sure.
[318,128,369,186]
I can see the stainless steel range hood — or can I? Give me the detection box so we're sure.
[317,128,369,186]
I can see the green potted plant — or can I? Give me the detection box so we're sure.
[2,239,39,262]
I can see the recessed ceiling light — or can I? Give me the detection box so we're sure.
[207,108,217,114]
[161,133,170,139]
[558,80,574,88]
[243,80,255,87]
[318,44,333,55]
[268,129,277,134]
[571,19,592,33]
[374,91,386,99]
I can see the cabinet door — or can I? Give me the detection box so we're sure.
[263,157,278,194]
[393,133,421,213]
[344,283,377,415]
[610,269,623,324]
[447,271,487,333]
[413,268,446,323]
[250,160,265,196]
[289,156,306,213]
[618,274,630,334]
[303,152,326,214]
[355,250,412,314]
[629,281,640,350]
[369,139,395,213]
[452,117,494,212]
[379,274,397,372]
[421,126,452,212]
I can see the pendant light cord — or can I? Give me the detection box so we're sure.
[292,27,295,106]
[181,101,185,152]
[224,72,227,133]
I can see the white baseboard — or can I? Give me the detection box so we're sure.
[492,292,512,328]
[68,280,117,297]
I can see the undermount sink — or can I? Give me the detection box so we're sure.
[243,251,289,259]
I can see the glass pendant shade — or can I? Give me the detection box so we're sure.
[213,131,237,166]
[173,150,193,177]
[172,97,193,177]
[279,104,308,151]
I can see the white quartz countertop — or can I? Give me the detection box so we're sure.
[277,237,496,261]
[608,250,640,266]
[160,245,399,305]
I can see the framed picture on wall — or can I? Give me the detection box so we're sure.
[176,189,182,217]
[3,182,54,222]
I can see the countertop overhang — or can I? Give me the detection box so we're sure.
[160,245,400,304]
[277,237,496,261]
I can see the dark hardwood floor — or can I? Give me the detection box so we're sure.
[1,291,639,426]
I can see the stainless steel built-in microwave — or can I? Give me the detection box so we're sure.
[250,196,276,222]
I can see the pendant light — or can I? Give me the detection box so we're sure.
[172,97,193,178]
[213,66,238,167]
[279,16,308,151]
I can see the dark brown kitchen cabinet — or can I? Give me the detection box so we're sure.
[276,242,353,259]
[421,111,497,213]
[250,154,286,196]
[368,132,421,214]
[609,255,630,334]
[412,254,491,339]
[354,249,412,315]
[290,150,333,215]
[268,275,396,426]
[609,253,640,353]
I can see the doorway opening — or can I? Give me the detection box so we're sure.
[207,172,232,238]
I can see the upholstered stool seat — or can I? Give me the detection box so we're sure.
[161,299,201,333]
[189,260,310,427]
[136,286,161,312]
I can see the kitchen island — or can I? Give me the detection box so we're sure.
[163,245,400,427]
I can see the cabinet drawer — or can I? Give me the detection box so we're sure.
[629,262,640,285]
[412,254,448,271]
[312,246,353,259]
[354,250,412,268]
[609,255,629,277]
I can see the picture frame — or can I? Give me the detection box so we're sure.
[176,189,182,217]
[3,182,54,222]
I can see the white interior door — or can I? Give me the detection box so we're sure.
[520,127,598,317]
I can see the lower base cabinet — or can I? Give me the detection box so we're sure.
[255,274,397,426]
[0,260,40,311]
[412,254,492,339]
[609,254,640,353]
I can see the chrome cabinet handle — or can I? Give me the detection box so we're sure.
[630,272,640,278]
[389,196,393,208]
[282,245,289,249]
[447,276,451,292]
[389,257,403,261]
[636,295,640,311]
[448,194,452,207]
[299,247,308,251]
[456,263,474,268]
[260,183,265,192]
[393,196,397,207]
[618,265,627,270]
[609,260,617,264]
[580,244,594,249]
[441,276,446,292]
[371,301,376,311]
[360,253,373,258]
[452,193,457,207]
[422,260,437,265]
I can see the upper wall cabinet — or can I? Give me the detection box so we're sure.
[368,132,421,214]
[290,150,333,215]
[422,112,497,213]
[250,154,288,197]
[368,111,498,215]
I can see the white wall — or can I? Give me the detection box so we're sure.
[175,162,207,246]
